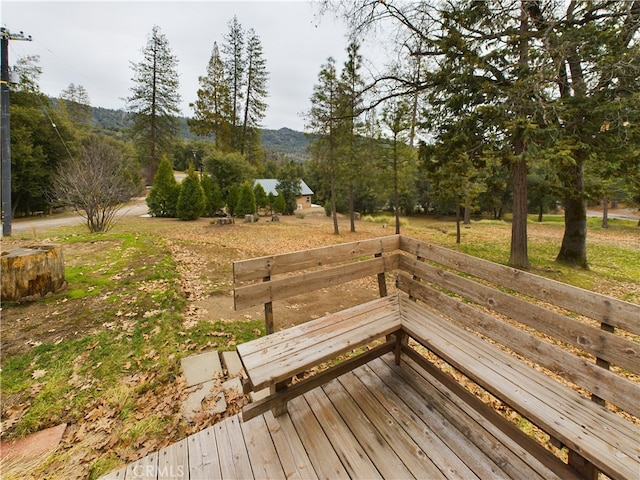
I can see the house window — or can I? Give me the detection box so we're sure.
[306,196,310,203]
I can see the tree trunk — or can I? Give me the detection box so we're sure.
[330,152,339,235]
[509,155,530,269]
[349,183,356,233]
[509,3,531,269]
[602,198,609,228]
[556,160,588,269]
[463,185,471,225]
[455,195,461,244]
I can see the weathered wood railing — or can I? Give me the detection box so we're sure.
[233,235,399,333]
[233,234,640,480]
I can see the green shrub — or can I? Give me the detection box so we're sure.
[176,164,205,220]
[146,156,179,217]
[201,174,224,217]
[236,181,257,217]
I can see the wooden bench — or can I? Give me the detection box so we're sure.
[232,234,640,480]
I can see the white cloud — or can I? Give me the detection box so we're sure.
[2,1,369,131]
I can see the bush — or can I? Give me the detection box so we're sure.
[147,156,179,217]
[236,181,257,217]
[176,164,205,220]
[201,174,224,217]
[273,191,286,215]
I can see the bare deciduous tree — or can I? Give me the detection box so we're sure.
[53,136,137,233]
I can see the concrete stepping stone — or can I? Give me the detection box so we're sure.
[182,380,226,420]
[181,351,222,387]
[221,350,245,378]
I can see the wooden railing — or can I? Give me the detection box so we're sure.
[233,234,640,479]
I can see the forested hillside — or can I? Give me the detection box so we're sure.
[90,104,309,161]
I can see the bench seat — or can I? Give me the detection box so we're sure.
[237,294,402,392]
[398,296,640,480]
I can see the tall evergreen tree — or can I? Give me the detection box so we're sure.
[176,163,205,220]
[147,156,180,217]
[189,42,233,151]
[241,28,269,158]
[338,41,365,233]
[127,25,181,183]
[59,83,92,126]
[223,16,245,150]
[236,181,257,216]
[382,99,412,235]
[308,57,340,234]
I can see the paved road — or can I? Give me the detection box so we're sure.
[5,201,638,236]
[7,198,149,235]
[586,209,639,221]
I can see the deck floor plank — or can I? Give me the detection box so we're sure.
[263,410,318,480]
[387,352,581,480]
[338,368,465,480]
[215,416,253,479]
[241,414,286,479]
[101,352,584,480]
[303,387,383,479]
[286,395,350,479]
[157,438,187,480]
[124,451,158,479]
[364,360,498,480]
[188,426,221,479]
[322,377,424,479]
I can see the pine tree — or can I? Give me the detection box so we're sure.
[273,191,286,215]
[241,29,268,157]
[127,25,181,184]
[277,161,303,215]
[176,164,205,220]
[236,181,257,216]
[59,83,92,126]
[308,57,340,234]
[223,16,245,150]
[226,184,240,217]
[338,41,365,233]
[201,173,225,217]
[189,42,233,151]
[147,156,180,217]
[253,182,268,211]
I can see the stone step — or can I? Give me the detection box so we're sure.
[180,349,268,420]
[180,350,222,387]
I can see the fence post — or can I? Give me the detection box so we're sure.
[375,253,387,297]
[263,274,274,335]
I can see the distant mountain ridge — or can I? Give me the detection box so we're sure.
[89,104,310,161]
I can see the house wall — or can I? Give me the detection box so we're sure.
[296,195,313,209]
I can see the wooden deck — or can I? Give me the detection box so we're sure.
[101,352,578,480]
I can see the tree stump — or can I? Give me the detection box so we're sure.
[1,245,66,303]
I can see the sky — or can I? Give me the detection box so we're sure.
[1,1,387,131]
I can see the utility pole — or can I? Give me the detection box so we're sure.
[1,27,32,237]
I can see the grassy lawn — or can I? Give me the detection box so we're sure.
[0,211,637,478]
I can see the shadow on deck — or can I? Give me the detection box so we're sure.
[101,352,577,480]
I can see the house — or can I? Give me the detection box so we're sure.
[254,179,314,210]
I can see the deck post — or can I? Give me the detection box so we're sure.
[394,331,407,365]
[375,253,387,297]
[271,379,290,416]
[409,255,424,301]
[263,275,274,335]
[567,451,598,480]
